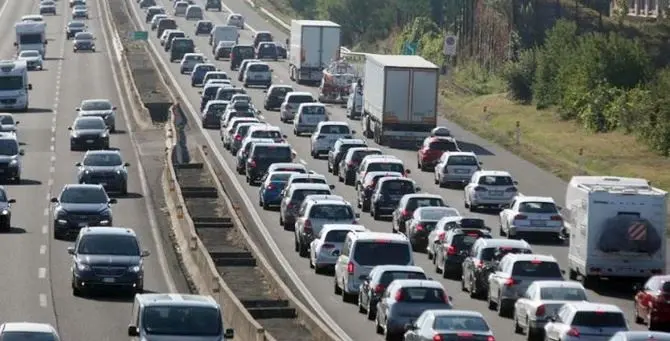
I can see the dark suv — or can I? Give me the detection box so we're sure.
[370,177,419,220]
[205,0,221,11]
[51,184,117,239]
[230,45,255,70]
[245,143,292,185]
[170,38,195,62]
[68,226,150,296]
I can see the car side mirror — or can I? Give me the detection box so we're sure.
[67,247,75,255]
[75,108,80,111]
[14,121,19,125]
[415,186,421,192]
[282,134,287,138]
[359,275,368,281]
[50,197,58,203]
[556,205,563,211]
[112,106,117,110]
[560,269,566,275]
[68,127,72,130]
[404,323,416,331]
[19,150,24,156]
[329,184,335,190]
[198,91,202,94]
[405,169,411,175]
[285,38,289,45]
[127,325,139,337]
[513,181,519,185]
[262,90,267,93]
[44,41,48,45]
[75,162,82,166]
[108,198,118,204]
[224,328,234,339]
[8,199,15,204]
[257,110,262,114]
[355,212,360,218]
[124,162,131,167]
[141,250,151,257]
[28,84,32,90]
[633,283,642,292]
[449,295,453,302]
[479,161,483,165]
[13,42,17,47]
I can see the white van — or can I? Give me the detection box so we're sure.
[334,231,413,302]
[293,103,327,136]
[209,25,239,46]
[565,176,668,288]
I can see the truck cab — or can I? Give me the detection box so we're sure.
[14,21,47,58]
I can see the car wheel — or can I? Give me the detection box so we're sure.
[333,278,342,295]
[71,278,81,296]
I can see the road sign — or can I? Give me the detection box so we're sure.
[130,31,148,41]
[443,35,457,56]
[402,42,417,55]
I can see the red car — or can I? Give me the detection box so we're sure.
[417,136,460,171]
[634,275,670,330]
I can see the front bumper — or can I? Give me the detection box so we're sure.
[508,224,562,235]
[471,196,513,207]
[73,269,143,290]
[26,61,43,70]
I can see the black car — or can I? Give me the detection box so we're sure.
[169,38,195,62]
[139,0,155,9]
[164,31,186,52]
[328,139,366,176]
[195,20,213,35]
[274,42,287,59]
[436,226,491,278]
[370,177,419,220]
[145,7,164,23]
[51,184,117,239]
[358,267,426,320]
[66,21,86,39]
[69,116,110,151]
[0,135,23,183]
[199,84,224,111]
[76,150,130,194]
[461,241,532,298]
[230,45,255,70]
[245,143,293,184]
[255,42,277,60]
[263,85,293,111]
[204,0,221,10]
[68,226,150,295]
[252,31,273,48]
[73,32,96,52]
[0,187,16,231]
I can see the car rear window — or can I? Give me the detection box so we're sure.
[289,95,315,104]
[173,39,194,49]
[478,175,514,186]
[324,230,350,242]
[406,198,445,211]
[269,173,292,182]
[429,139,459,151]
[319,125,350,134]
[234,47,255,58]
[292,189,331,202]
[352,150,382,162]
[250,130,282,139]
[480,247,531,261]
[352,241,410,266]
[572,312,626,328]
[447,155,478,166]
[518,202,558,214]
[511,261,561,277]
[433,316,490,332]
[398,287,446,303]
[379,271,426,286]
[382,180,415,193]
[539,287,587,301]
[310,204,353,220]
[452,232,490,249]
[253,146,291,159]
[368,162,404,173]
[248,64,269,72]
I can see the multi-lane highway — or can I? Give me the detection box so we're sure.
[125,0,664,340]
[0,0,179,338]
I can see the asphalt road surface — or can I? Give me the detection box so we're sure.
[0,0,178,338]
[125,0,662,339]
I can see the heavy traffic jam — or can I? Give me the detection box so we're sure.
[0,0,667,339]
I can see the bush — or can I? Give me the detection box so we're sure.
[502,48,537,103]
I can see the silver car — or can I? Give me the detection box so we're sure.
[375,279,452,340]
[405,207,461,251]
[358,265,426,320]
[72,5,88,19]
[39,1,57,15]
[310,121,353,157]
[17,50,43,70]
[309,224,366,273]
[403,310,494,341]
[545,303,628,341]
[464,170,519,211]
[609,331,670,341]
[73,32,95,52]
[76,99,116,132]
[0,114,19,137]
[76,150,130,194]
[434,151,482,187]
[279,183,332,230]
[222,118,259,150]
[294,103,328,136]
[0,323,60,341]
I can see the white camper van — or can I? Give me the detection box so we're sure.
[565,176,667,288]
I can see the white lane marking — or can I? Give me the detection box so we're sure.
[39,245,46,255]
[50,155,56,162]
[43,208,48,216]
[299,159,306,165]
[98,0,178,292]
[42,225,47,234]
[0,0,11,20]
[49,166,55,173]
[47,179,53,186]
[39,294,47,307]
[38,267,46,279]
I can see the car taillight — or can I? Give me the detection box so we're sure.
[401,209,410,217]
[475,260,484,269]
[266,184,275,190]
[416,224,424,231]
[321,243,334,249]
[566,328,579,337]
[487,337,495,341]
[504,278,517,286]
[287,203,294,209]
[437,232,445,241]
[248,159,256,167]
[551,215,562,221]
[234,134,242,141]
[447,245,456,255]
[394,290,403,301]
[303,219,312,233]
[536,304,546,316]
[374,285,385,293]
[346,261,354,274]
[506,186,518,192]
[514,214,527,220]
[474,186,487,192]
[432,334,443,341]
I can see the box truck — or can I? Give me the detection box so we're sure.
[565,176,667,288]
[361,54,439,146]
[288,20,341,84]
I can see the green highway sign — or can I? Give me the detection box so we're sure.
[402,41,417,55]
[130,31,148,41]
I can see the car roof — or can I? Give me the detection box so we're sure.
[563,302,623,313]
[79,226,137,236]
[267,171,295,177]
[415,207,459,218]
[336,138,365,145]
[252,142,290,149]
[389,279,443,289]
[364,172,403,179]
[75,116,104,122]
[347,147,381,154]
[136,293,219,308]
[425,309,484,318]
[298,102,325,108]
[289,173,326,180]
[84,149,120,156]
[531,280,584,289]
[289,183,331,190]
[269,162,305,169]
[379,176,413,184]
[444,151,476,157]
[350,231,408,242]
[477,170,512,177]
[321,224,366,234]
[81,98,111,104]
[306,198,349,206]
[613,331,670,340]
[505,253,557,263]
[316,121,348,127]
[403,193,443,200]
[515,196,555,203]
[479,238,531,248]
[1,323,56,333]
[63,183,104,191]
[286,91,313,97]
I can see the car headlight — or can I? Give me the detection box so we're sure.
[1,210,8,215]
[71,132,78,138]
[84,169,90,174]
[9,159,17,165]
[116,170,122,175]
[76,263,90,271]
[101,132,108,138]
[128,265,141,272]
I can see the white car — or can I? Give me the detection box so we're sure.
[226,13,244,29]
[72,5,88,19]
[434,151,481,187]
[279,91,315,123]
[309,121,354,158]
[179,53,206,74]
[513,280,588,340]
[544,302,628,341]
[17,50,43,70]
[499,195,564,240]
[286,173,328,188]
[0,323,60,341]
[309,224,366,273]
[464,170,518,211]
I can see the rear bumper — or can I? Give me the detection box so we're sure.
[509,224,562,235]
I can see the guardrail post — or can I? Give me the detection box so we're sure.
[202,145,208,155]
[578,148,584,174]
[212,277,220,293]
[168,178,175,192]
[176,205,184,219]
[189,235,198,250]
[515,121,521,145]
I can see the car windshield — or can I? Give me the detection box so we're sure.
[256,32,272,41]
[352,241,410,266]
[271,87,292,96]
[433,316,490,332]
[253,146,291,159]
[83,153,122,166]
[310,204,353,220]
[452,233,490,249]
[0,332,57,341]
[185,55,204,63]
[75,119,105,130]
[76,33,93,40]
[81,101,112,111]
[368,162,404,173]
[379,271,426,286]
[478,175,514,186]
[0,140,18,156]
[539,287,587,301]
[511,261,562,277]
[173,40,194,49]
[142,306,222,336]
[302,106,325,115]
[20,51,40,58]
[289,95,314,104]
[406,198,445,211]
[447,155,478,166]
[269,173,292,182]
[77,235,140,255]
[248,64,269,72]
[60,187,108,203]
[250,130,282,139]
[319,125,349,134]
[382,180,415,194]
[399,287,447,303]
[69,22,85,28]
[292,189,330,202]
[572,312,626,328]
[0,116,14,125]
[518,202,558,214]
[429,139,459,151]
[324,230,350,242]
[419,208,457,220]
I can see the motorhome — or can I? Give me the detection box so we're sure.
[0,60,32,111]
[15,21,47,57]
[565,176,668,288]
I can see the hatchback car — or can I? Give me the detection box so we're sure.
[39,1,57,14]
[195,20,213,35]
[173,1,188,16]
[179,53,206,74]
[214,41,235,59]
[294,196,358,257]
[246,143,293,184]
[357,265,426,320]
[255,42,278,60]
[310,224,366,273]
[403,310,494,341]
[226,13,244,29]
[0,187,16,231]
[201,100,228,129]
[185,5,203,20]
[0,134,23,183]
[464,170,519,211]
[258,171,293,209]
[499,195,564,240]
[66,21,87,39]
[72,5,88,19]
[294,103,328,136]
[434,151,482,187]
[435,225,492,278]
[242,62,272,88]
[339,147,382,185]
[76,150,130,194]
[235,138,273,174]
[17,50,43,70]
[76,98,117,132]
[68,117,109,150]
[263,85,294,111]
[391,193,447,235]
[279,183,332,230]
[310,122,354,157]
[370,177,419,220]
[280,92,315,122]
[190,63,217,87]
[634,275,670,331]
[417,136,461,171]
[356,171,403,212]
[544,303,628,341]
[406,206,461,250]
[0,323,60,341]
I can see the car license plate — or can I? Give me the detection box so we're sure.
[253,75,262,79]
[86,139,93,143]
[455,169,469,174]
[490,191,503,196]
[531,220,545,226]
[102,277,115,283]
